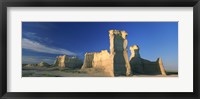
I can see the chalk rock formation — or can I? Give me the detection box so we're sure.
[81,30,132,76]
[38,61,50,67]
[81,53,94,68]
[24,62,49,67]
[81,50,114,76]
[25,64,37,67]
[129,45,166,75]
[53,55,83,69]
[109,30,132,76]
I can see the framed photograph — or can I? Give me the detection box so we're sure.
[0,0,199,99]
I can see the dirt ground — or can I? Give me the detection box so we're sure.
[22,66,110,77]
[22,66,178,77]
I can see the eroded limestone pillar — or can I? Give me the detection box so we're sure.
[109,30,132,76]
[53,55,67,68]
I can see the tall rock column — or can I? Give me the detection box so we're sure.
[53,55,67,68]
[109,30,132,76]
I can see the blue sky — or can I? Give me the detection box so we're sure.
[22,22,178,71]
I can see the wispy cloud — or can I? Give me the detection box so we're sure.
[23,32,53,43]
[22,38,76,55]
[24,32,41,42]
[22,56,55,64]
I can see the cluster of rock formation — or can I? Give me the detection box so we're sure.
[23,55,83,69]
[53,55,83,69]
[81,30,166,76]
[23,29,167,77]
[81,30,132,76]
[25,61,50,67]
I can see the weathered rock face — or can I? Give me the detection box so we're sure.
[53,55,83,69]
[53,55,66,68]
[38,61,50,67]
[81,50,114,76]
[81,53,94,69]
[129,45,166,75]
[109,30,132,76]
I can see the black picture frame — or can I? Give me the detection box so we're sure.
[0,0,199,99]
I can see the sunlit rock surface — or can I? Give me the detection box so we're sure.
[81,50,114,76]
[53,55,83,69]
